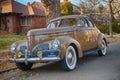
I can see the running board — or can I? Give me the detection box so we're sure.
[83,48,99,56]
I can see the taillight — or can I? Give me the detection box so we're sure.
[27,36,30,47]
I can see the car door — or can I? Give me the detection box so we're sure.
[76,18,93,51]
[87,18,99,48]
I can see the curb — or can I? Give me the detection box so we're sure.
[0,67,17,74]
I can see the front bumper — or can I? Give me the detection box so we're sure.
[8,50,60,63]
[9,57,60,63]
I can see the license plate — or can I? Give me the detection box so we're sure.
[42,50,59,57]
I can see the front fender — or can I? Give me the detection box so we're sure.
[14,40,28,52]
[57,36,83,59]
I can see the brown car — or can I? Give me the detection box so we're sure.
[9,15,108,71]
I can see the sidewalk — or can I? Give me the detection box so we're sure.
[106,34,120,38]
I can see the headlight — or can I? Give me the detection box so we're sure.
[10,43,16,53]
[52,39,60,50]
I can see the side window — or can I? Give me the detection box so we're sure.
[77,19,83,27]
[50,22,55,28]
[59,18,77,27]
[88,19,94,27]
[78,19,89,28]
[47,22,55,29]
[47,20,60,29]
[47,23,51,28]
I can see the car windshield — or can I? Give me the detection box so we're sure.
[47,18,77,29]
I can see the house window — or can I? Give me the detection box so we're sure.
[20,17,32,26]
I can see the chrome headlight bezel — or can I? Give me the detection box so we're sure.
[10,43,16,53]
[52,39,60,50]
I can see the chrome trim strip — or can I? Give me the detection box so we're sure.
[8,57,60,63]
[27,27,73,36]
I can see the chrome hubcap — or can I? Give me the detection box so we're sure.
[66,49,75,66]
[65,46,77,70]
[101,40,106,55]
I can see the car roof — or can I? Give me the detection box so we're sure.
[48,15,89,23]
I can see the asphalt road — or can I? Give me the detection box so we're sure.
[1,41,120,80]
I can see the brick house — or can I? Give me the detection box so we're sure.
[0,0,46,34]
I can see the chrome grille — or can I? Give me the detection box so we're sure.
[32,43,49,57]
[37,44,49,51]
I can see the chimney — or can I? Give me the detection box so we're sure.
[64,0,68,2]
[27,2,34,15]
[27,2,31,6]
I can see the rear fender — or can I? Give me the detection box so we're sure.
[98,33,108,49]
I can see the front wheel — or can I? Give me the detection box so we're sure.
[61,46,77,71]
[98,40,107,56]
[16,63,33,71]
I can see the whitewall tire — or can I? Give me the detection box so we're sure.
[61,46,77,71]
[98,40,107,56]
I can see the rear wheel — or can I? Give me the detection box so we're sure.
[98,40,107,56]
[61,46,77,71]
[16,63,33,71]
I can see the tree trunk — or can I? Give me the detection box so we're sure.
[108,0,115,22]
[41,0,60,21]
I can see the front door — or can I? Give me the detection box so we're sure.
[87,19,98,49]
[76,18,93,51]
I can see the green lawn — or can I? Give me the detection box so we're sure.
[0,35,26,49]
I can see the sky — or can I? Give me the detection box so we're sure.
[15,0,80,6]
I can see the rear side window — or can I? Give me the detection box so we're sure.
[59,18,77,27]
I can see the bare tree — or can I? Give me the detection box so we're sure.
[79,0,107,14]
[80,2,86,14]
[108,0,120,22]
[79,0,120,22]
[108,0,115,22]
[41,0,60,21]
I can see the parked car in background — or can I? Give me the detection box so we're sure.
[9,15,108,71]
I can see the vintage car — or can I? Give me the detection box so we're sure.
[9,15,108,71]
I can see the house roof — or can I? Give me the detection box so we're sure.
[12,1,29,16]
[0,0,45,16]
[31,2,46,15]
[32,7,45,16]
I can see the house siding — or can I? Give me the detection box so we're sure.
[31,16,46,29]
[7,15,13,33]
[1,14,21,34]
[21,16,46,34]
[12,14,21,34]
